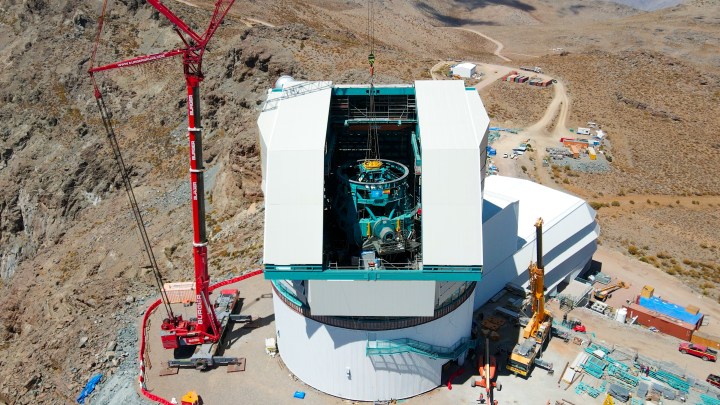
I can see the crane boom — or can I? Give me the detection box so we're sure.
[531,217,545,321]
[89,0,236,349]
[509,218,553,377]
[146,0,204,45]
[523,218,550,341]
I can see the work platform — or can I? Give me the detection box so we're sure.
[141,273,343,404]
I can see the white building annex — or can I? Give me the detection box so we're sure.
[476,176,600,309]
[257,77,598,401]
[451,62,477,78]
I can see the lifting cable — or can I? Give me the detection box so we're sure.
[365,0,380,162]
[90,0,175,320]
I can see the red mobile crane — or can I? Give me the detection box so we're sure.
[89,0,236,351]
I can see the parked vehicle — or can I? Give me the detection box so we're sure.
[679,342,717,362]
[707,374,720,389]
[520,66,542,73]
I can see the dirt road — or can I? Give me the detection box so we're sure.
[436,28,572,186]
[428,25,572,187]
[450,27,512,62]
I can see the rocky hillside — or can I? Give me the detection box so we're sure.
[1,0,718,403]
[0,0,499,402]
[0,0,295,402]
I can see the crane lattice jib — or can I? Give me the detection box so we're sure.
[88,0,236,346]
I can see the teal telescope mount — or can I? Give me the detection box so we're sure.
[335,159,420,257]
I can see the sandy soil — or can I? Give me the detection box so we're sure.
[2,0,719,403]
[143,275,348,405]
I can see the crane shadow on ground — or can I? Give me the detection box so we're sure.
[235,293,273,312]
[220,314,276,351]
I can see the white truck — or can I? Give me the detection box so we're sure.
[520,66,542,73]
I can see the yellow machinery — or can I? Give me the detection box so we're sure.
[507,218,553,377]
[593,281,628,302]
[181,391,199,405]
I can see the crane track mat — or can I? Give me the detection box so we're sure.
[227,358,246,373]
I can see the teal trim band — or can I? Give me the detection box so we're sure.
[332,86,416,96]
[264,264,323,272]
[263,264,482,281]
[422,265,482,273]
[270,280,305,308]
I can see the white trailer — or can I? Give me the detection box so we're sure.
[576,127,591,135]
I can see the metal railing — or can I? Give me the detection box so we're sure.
[261,81,333,111]
[366,336,475,359]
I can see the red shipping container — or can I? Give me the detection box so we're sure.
[624,303,695,340]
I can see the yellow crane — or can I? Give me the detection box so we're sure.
[523,218,552,343]
[508,218,553,377]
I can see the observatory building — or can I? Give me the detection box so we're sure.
[258,77,598,401]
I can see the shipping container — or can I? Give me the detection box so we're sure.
[163,281,196,304]
[501,71,518,81]
[691,331,720,350]
[625,303,695,340]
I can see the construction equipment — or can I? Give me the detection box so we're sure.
[88,0,239,350]
[593,281,628,302]
[523,218,552,343]
[520,66,543,73]
[508,339,542,377]
[181,391,200,405]
[471,337,502,396]
[507,218,553,377]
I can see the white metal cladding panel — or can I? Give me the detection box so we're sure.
[464,90,490,148]
[263,83,332,265]
[464,90,489,194]
[481,200,519,271]
[485,176,586,240]
[436,281,468,306]
[257,89,283,194]
[473,204,599,309]
[473,229,597,310]
[273,290,474,401]
[308,280,435,317]
[415,80,483,266]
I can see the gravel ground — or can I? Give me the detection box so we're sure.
[86,298,154,405]
[554,157,611,173]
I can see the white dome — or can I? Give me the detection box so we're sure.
[274,75,295,90]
